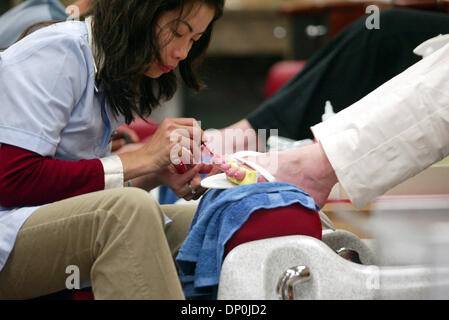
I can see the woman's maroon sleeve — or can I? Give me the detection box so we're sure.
[0,144,105,208]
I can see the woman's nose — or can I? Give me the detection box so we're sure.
[173,41,191,61]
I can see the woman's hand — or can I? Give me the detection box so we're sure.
[118,118,203,182]
[158,164,203,199]
[184,163,222,200]
[157,162,220,201]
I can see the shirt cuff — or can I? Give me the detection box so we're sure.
[100,155,124,189]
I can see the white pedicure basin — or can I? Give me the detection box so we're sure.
[217,194,449,300]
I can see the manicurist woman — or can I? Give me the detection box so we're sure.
[0,0,224,299]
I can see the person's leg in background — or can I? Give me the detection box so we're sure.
[0,188,196,300]
[246,8,449,140]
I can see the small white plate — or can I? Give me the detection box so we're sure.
[200,173,237,189]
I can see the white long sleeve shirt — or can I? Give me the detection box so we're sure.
[311,35,449,209]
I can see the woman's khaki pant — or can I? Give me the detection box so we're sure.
[0,188,197,300]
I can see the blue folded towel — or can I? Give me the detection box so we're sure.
[175,182,319,299]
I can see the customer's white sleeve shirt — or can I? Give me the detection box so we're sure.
[311,35,449,209]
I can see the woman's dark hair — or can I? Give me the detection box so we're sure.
[90,0,224,124]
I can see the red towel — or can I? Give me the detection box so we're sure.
[224,203,322,257]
